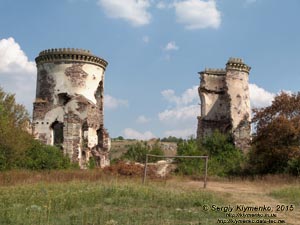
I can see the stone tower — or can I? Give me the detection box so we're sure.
[32,48,110,168]
[197,57,251,151]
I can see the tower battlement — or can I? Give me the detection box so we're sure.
[226,57,251,73]
[35,48,108,69]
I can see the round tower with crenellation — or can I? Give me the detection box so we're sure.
[225,57,251,151]
[32,48,110,168]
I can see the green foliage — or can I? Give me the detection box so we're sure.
[0,87,76,171]
[0,88,32,170]
[176,131,244,177]
[161,136,183,143]
[25,140,71,170]
[87,157,97,169]
[285,157,300,176]
[176,139,202,175]
[0,87,29,128]
[149,142,164,159]
[122,141,164,163]
[201,131,244,177]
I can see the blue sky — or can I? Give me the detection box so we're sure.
[0,0,299,139]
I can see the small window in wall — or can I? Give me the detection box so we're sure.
[51,121,64,146]
[58,93,71,105]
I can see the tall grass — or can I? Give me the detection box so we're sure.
[0,169,106,186]
[0,170,224,225]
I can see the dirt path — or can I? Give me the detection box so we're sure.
[184,180,300,225]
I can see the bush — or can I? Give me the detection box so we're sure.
[201,131,244,177]
[176,131,245,177]
[122,141,164,163]
[24,140,72,170]
[87,157,97,169]
[176,139,202,175]
[285,157,300,176]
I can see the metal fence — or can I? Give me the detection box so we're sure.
[142,154,209,188]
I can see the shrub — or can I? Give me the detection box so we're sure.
[87,157,97,169]
[176,131,244,177]
[201,131,244,177]
[25,140,71,170]
[285,157,300,176]
[122,141,164,163]
[176,139,202,175]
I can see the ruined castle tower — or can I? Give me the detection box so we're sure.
[197,58,251,151]
[32,48,110,168]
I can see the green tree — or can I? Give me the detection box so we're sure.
[0,87,32,170]
[0,87,75,171]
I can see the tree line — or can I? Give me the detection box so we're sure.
[1,86,299,176]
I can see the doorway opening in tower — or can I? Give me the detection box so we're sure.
[51,121,64,148]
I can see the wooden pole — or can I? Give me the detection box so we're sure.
[204,157,208,188]
[142,154,148,184]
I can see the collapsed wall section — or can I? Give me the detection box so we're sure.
[32,48,110,168]
[197,69,232,138]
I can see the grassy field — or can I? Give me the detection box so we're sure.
[270,187,300,207]
[0,170,224,225]
[0,170,299,225]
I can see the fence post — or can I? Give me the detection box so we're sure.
[142,154,148,184]
[204,157,208,188]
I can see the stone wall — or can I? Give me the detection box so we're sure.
[32,48,110,168]
[197,58,251,152]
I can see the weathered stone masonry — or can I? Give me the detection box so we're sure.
[32,48,110,168]
[197,58,251,152]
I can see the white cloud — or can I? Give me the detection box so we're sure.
[159,104,199,122]
[159,86,199,122]
[136,115,150,123]
[98,0,151,26]
[0,37,36,112]
[104,95,128,109]
[123,128,156,140]
[164,127,196,138]
[249,83,275,109]
[142,35,150,43]
[161,86,198,106]
[164,41,179,51]
[0,37,35,73]
[174,0,221,30]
